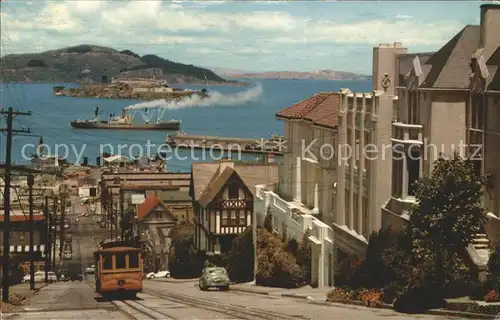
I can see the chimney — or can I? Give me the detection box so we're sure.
[218,158,234,173]
[480,3,500,60]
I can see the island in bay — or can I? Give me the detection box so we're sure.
[0,44,245,86]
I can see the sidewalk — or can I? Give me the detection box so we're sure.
[0,283,48,313]
[230,282,330,301]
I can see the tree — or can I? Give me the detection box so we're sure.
[167,223,204,278]
[227,227,254,282]
[407,154,486,299]
[488,245,500,291]
[264,206,273,232]
[27,59,47,67]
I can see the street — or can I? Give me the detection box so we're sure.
[3,199,465,319]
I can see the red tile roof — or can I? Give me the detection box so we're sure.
[276,92,332,120]
[276,92,339,129]
[302,93,340,129]
[136,194,175,221]
[0,215,45,222]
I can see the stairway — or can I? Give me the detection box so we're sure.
[466,233,491,281]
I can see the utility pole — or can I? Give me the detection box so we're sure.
[27,174,35,290]
[51,196,57,268]
[59,194,66,267]
[44,196,49,283]
[109,191,113,240]
[120,188,124,240]
[1,107,31,303]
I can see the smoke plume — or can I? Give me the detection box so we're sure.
[124,83,263,111]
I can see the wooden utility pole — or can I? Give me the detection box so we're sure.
[120,188,124,240]
[1,107,31,303]
[59,195,66,265]
[109,191,113,240]
[27,174,35,290]
[44,196,50,283]
[52,196,57,268]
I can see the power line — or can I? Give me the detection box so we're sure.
[1,107,31,303]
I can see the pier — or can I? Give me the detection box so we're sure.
[165,133,286,155]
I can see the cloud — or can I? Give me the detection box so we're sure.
[0,0,475,73]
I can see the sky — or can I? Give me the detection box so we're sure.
[0,0,491,74]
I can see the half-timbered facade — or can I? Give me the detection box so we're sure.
[191,159,279,254]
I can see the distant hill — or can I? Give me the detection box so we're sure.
[217,69,371,81]
[0,45,235,84]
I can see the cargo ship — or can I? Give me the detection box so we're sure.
[71,105,180,131]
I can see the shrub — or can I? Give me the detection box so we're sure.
[469,280,491,301]
[382,282,405,305]
[120,49,141,59]
[167,224,204,278]
[263,208,273,232]
[255,228,305,288]
[485,290,500,302]
[295,231,312,285]
[488,245,500,291]
[349,227,398,289]
[226,227,254,283]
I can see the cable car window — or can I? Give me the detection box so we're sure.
[103,254,113,270]
[115,252,127,269]
[129,252,139,268]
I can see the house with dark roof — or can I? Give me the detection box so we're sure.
[190,159,278,254]
[376,4,500,279]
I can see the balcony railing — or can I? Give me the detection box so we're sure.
[392,122,423,143]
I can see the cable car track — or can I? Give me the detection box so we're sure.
[143,289,310,320]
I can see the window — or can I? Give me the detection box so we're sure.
[355,131,360,168]
[129,252,139,268]
[102,254,113,270]
[362,197,369,238]
[230,211,237,226]
[156,212,163,219]
[115,253,126,269]
[471,94,485,130]
[228,184,239,199]
[392,156,403,198]
[407,150,420,196]
[221,211,228,226]
[238,210,246,226]
[469,130,483,176]
[407,91,420,124]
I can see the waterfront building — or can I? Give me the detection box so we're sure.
[378,4,500,279]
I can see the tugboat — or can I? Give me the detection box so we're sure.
[71,105,181,131]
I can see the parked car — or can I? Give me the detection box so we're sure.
[85,264,95,274]
[23,271,57,283]
[70,273,83,281]
[199,267,230,291]
[145,270,171,279]
[59,274,69,282]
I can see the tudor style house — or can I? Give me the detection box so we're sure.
[379,3,500,279]
[191,159,278,254]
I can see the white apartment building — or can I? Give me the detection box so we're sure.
[254,92,338,287]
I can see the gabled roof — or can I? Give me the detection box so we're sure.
[136,194,176,222]
[191,161,279,202]
[487,46,500,91]
[302,93,340,129]
[198,167,244,207]
[421,25,480,89]
[276,92,333,120]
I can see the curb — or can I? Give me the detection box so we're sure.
[231,287,497,319]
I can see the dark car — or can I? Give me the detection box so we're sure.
[70,273,83,281]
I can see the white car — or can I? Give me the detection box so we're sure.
[23,271,57,283]
[85,265,95,274]
[146,270,171,279]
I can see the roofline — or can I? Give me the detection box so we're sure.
[312,123,339,131]
[480,4,500,9]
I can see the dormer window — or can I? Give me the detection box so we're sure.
[228,183,239,199]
